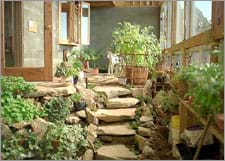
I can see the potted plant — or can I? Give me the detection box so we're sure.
[71,47,97,72]
[112,21,162,85]
[92,64,99,75]
[67,55,83,85]
[70,93,86,111]
[55,62,75,83]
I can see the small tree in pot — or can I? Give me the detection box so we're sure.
[112,21,162,85]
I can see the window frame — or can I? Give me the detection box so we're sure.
[189,0,212,38]
[58,1,80,46]
[80,1,90,45]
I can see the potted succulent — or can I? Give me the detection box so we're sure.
[70,93,86,111]
[112,21,162,85]
[55,62,75,83]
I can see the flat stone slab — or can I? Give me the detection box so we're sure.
[96,144,137,160]
[93,86,131,99]
[87,75,121,85]
[96,108,136,122]
[96,124,136,136]
[106,98,139,109]
[27,84,77,98]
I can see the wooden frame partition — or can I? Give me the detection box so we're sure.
[1,1,53,81]
[162,0,224,67]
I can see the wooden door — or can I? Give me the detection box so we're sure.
[1,1,52,81]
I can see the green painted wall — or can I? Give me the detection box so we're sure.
[89,7,160,68]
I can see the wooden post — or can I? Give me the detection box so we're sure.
[193,115,212,160]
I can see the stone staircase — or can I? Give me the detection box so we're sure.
[89,83,141,160]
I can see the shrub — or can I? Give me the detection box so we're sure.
[44,97,71,123]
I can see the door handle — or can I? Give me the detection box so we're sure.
[45,25,52,30]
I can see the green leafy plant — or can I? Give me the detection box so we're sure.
[70,93,82,102]
[156,90,178,113]
[2,97,45,125]
[1,76,35,98]
[71,47,97,61]
[94,138,103,149]
[136,95,152,105]
[176,64,224,117]
[42,125,88,160]
[55,62,77,78]
[112,21,162,69]
[44,97,71,123]
[130,107,143,129]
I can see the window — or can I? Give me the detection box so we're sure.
[167,1,172,48]
[175,52,182,69]
[191,1,212,37]
[59,1,81,45]
[160,3,167,49]
[176,1,184,43]
[188,45,211,65]
[160,1,172,49]
[81,2,90,45]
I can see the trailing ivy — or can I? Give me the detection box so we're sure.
[42,124,88,160]
[1,132,41,160]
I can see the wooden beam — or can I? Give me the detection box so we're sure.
[88,1,114,7]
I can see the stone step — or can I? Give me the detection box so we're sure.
[96,108,136,123]
[93,86,131,99]
[96,123,136,136]
[99,135,135,145]
[96,144,137,160]
[106,97,139,109]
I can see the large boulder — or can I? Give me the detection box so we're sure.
[93,86,131,99]
[76,110,86,119]
[135,134,149,151]
[87,124,97,143]
[1,124,12,139]
[65,114,80,124]
[140,116,154,123]
[86,108,99,125]
[138,127,154,137]
[83,149,94,160]
[142,145,155,157]
[131,88,144,97]
[12,121,31,129]
[106,98,139,109]
[31,118,55,140]
[96,144,137,160]
[143,80,153,97]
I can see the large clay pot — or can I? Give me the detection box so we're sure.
[92,68,99,75]
[131,66,148,85]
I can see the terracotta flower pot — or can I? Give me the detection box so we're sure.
[92,68,99,75]
[215,113,224,131]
